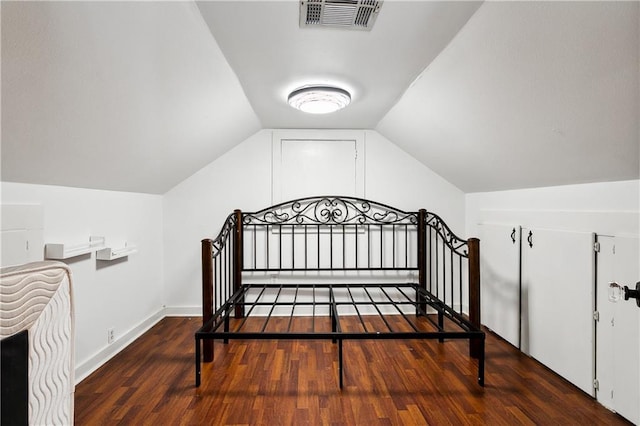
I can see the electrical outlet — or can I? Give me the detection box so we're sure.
[107,328,115,344]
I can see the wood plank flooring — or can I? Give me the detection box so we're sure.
[75,317,631,425]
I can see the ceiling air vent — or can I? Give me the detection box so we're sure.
[300,0,383,31]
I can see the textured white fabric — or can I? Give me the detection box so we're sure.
[1,261,75,425]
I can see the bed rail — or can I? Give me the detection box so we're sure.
[201,196,481,361]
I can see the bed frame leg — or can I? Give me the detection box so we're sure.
[331,309,337,344]
[338,339,343,389]
[195,337,201,387]
[224,316,229,344]
[437,309,444,342]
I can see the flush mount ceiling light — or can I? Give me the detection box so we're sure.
[287,86,351,114]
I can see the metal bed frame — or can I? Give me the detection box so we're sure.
[195,196,485,389]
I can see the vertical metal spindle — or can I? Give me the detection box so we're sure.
[342,225,346,269]
[330,224,333,269]
[450,249,454,309]
[379,224,383,268]
[355,224,359,269]
[367,224,371,268]
[435,231,439,299]
[253,225,257,269]
[442,237,446,305]
[427,226,432,293]
[228,239,232,308]
[304,225,308,269]
[266,224,270,270]
[220,245,224,310]
[278,224,282,269]
[404,224,408,268]
[459,256,463,314]
[443,237,446,304]
[292,224,295,269]
[222,244,227,311]
[226,240,230,309]
[392,224,396,268]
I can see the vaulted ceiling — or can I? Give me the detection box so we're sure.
[2,1,638,194]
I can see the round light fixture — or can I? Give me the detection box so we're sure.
[287,86,351,114]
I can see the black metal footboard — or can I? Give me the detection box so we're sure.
[195,282,485,388]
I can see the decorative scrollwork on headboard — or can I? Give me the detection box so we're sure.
[243,196,418,226]
[210,213,236,258]
[424,212,469,257]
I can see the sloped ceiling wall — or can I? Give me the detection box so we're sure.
[377,1,639,192]
[1,1,260,194]
[1,1,638,195]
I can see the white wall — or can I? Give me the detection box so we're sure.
[163,129,466,312]
[365,131,466,228]
[466,180,640,237]
[1,182,164,382]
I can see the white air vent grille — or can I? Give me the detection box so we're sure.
[300,0,383,31]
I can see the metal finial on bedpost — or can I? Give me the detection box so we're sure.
[468,237,482,359]
[233,209,244,319]
[201,238,214,362]
[417,209,427,316]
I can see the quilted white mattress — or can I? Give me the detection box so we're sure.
[1,261,75,425]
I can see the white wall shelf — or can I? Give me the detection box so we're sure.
[45,236,105,260]
[96,243,137,261]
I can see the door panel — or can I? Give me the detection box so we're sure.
[479,223,521,347]
[281,140,357,201]
[271,131,365,204]
[522,228,594,395]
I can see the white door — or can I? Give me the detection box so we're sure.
[522,228,595,395]
[479,223,521,348]
[271,131,365,204]
[596,235,639,423]
[281,139,357,201]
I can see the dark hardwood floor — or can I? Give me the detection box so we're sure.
[75,317,631,425]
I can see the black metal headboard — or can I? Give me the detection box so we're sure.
[202,196,479,332]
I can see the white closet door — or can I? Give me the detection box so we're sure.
[596,235,639,423]
[522,228,595,395]
[479,223,521,347]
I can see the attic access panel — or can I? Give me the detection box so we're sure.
[300,0,383,30]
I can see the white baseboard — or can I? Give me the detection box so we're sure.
[74,308,165,385]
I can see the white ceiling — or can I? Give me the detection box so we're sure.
[1,1,638,194]
[196,1,481,129]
